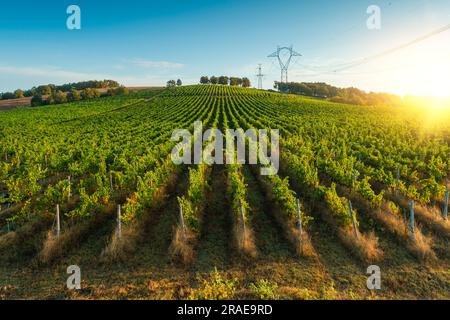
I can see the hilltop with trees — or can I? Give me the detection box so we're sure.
[200,76,251,87]
[31,85,128,107]
[0,80,129,107]
[0,80,120,101]
[166,79,182,88]
[275,81,403,107]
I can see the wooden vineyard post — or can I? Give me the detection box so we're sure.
[403,207,408,235]
[239,199,246,246]
[352,169,357,187]
[296,198,303,249]
[443,188,448,221]
[395,165,400,195]
[117,205,122,240]
[410,200,415,241]
[179,202,186,241]
[7,221,10,233]
[56,204,61,238]
[68,176,72,200]
[44,154,48,167]
[348,200,358,240]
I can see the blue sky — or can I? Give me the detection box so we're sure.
[1,0,449,96]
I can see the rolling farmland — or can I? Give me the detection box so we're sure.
[0,85,449,299]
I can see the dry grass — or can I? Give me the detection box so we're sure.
[234,223,257,258]
[272,205,316,258]
[345,191,435,262]
[39,230,65,264]
[411,203,450,238]
[101,207,161,262]
[375,203,435,261]
[0,215,51,251]
[102,170,178,262]
[169,227,195,265]
[338,228,382,263]
[0,231,17,250]
[39,206,114,264]
[410,228,435,261]
[258,175,317,259]
[40,221,93,264]
[289,227,317,258]
[319,205,382,263]
[101,224,138,262]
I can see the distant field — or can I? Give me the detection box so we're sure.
[0,97,32,110]
[0,85,449,300]
[0,86,163,110]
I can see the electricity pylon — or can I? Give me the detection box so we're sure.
[256,64,264,90]
[268,46,301,83]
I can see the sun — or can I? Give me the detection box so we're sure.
[370,33,450,99]
[413,65,450,98]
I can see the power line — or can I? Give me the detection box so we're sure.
[301,0,429,54]
[332,23,450,73]
[293,23,450,77]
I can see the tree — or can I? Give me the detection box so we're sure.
[67,89,82,102]
[242,77,251,88]
[31,94,44,107]
[1,92,15,100]
[108,86,129,96]
[229,77,240,86]
[14,89,24,99]
[36,85,52,95]
[200,76,209,84]
[115,86,129,95]
[210,76,218,85]
[298,83,313,96]
[81,88,100,100]
[176,79,182,86]
[23,89,35,97]
[218,76,229,85]
[166,80,176,88]
[49,90,67,104]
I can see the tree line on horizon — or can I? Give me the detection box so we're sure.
[0,80,121,101]
[275,81,403,107]
[166,79,183,88]
[200,76,251,87]
[31,85,129,107]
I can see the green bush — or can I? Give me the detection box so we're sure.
[249,279,279,300]
[190,268,237,300]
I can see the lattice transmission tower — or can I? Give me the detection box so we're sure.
[256,64,264,90]
[268,46,301,83]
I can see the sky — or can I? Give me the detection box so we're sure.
[0,0,449,96]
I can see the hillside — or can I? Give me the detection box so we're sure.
[0,85,449,299]
[0,86,163,110]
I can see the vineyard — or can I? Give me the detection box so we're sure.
[0,85,449,299]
